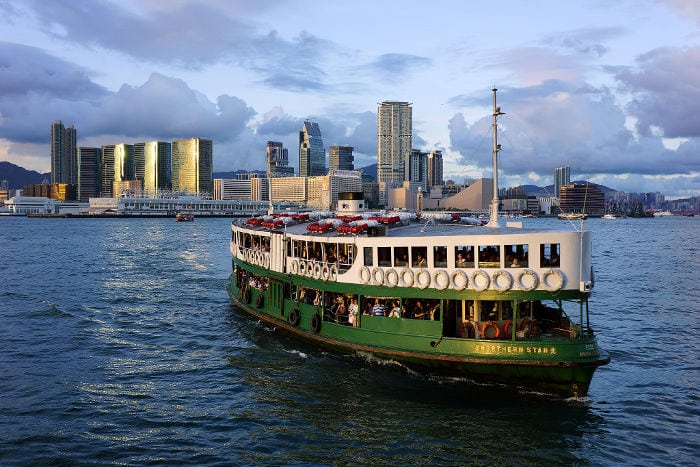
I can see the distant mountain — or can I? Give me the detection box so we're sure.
[0,161,50,189]
[360,163,377,181]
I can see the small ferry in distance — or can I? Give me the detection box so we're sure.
[601,213,617,220]
[175,211,194,222]
[558,212,588,220]
[227,89,610,398]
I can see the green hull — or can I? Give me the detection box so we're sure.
[228,261,610,398]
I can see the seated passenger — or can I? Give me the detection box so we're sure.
[456,253,468,267]
[388,301,401,318]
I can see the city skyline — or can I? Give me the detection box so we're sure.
[0,1,698,199]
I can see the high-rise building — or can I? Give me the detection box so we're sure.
[554,166,570,198]
[299,120,326,177]
[377,101,412,186]
[77,147,102,201]
[407,149,428,191]
[100,145,115,197]
[135,141,172,195]
[172,137,213,196]
[51,120,77,184]
[266,141,294,178]
[329,145,354,171]
[428,150,443,187]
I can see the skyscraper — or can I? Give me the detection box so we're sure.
[266,141,294,178]
[51,120,77,184]
[77,147,101,201]
[407,149,428,191]
[329,145,354,171]
[299,120,326,177]
[135,141,172,194]
[377,101,412,186]
[428,150,444,187]
[172,137,213,195]
[554,166,571,198]
[100,145,115,197]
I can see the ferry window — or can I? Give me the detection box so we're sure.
[505,244,528,268]
[433,246,447,268]
[394,247,409,267]
[325,243,337,263]
[338,244,355,271]
[455,246,475,268]
[364,247,374,266]
[378,247,391,267]
[411,246,427,268]
[540,243,560,267]
[478,245,501,268]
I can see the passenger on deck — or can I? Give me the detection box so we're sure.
[415,254,426,268]
[372,298,386,317]
[510,257,521,267]
[456,253,468,267]
[348,298,359,327]
[388,301,401,318]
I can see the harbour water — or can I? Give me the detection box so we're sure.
[1,215,698,465]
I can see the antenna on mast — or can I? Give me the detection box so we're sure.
[486,87,505,228]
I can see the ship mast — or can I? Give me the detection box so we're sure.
[486,87,505,228]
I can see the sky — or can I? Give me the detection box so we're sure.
[0,0,699,198]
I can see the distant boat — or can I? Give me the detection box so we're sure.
[653,210,673,217]
[558,213,588,220]
[175,211,194,222]
[601,214,617,220]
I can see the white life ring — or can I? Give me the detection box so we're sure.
[415,268,431,289]
[492,270,513,292]
[372,267,385,286]
[542,269,565,291]
[360,266,372,284]
[451,270,468,291]
[321,264,330,281]
[290,259,299,274]
[311,262,321,278]
[433,269,450,290]
[299,260,307,276]
[517,269,539,291]
[400,268,414,287]
[385,268,399,288]
[263,253,270,269]
[471,269,490,291]
[329,264,338,281]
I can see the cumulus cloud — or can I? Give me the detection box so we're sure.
[616,46,700,138]
[448,82,696,185]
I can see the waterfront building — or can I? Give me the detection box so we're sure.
[51,120,77,185]
[559,183,605,216]
[172,138,213,196]
[329,146,354,171]
[77,147,101,201]
[306,170,363,210]
[377,101,412,187]
[135,141,172,195]
[554,166,571,199]
[266,141,295,178]
[100,145,115,197]
[270,177,307,204]
[299,121,326,177]
[442,178,494,212]
[214,178,252,200]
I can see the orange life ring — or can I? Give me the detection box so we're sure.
[481,321,501,339]
[503,320,513,339]
[460,321,476,338]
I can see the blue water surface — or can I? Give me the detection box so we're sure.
[0,215,698,465]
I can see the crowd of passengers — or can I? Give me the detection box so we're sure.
[295,287,440,326]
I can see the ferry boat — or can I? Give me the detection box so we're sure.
[227,89,610,398]
[558,212,588,220]
[175,211,194,222]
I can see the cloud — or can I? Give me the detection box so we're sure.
[368,53,432,77]
[616,46,700,138]
[448,81,696,185]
